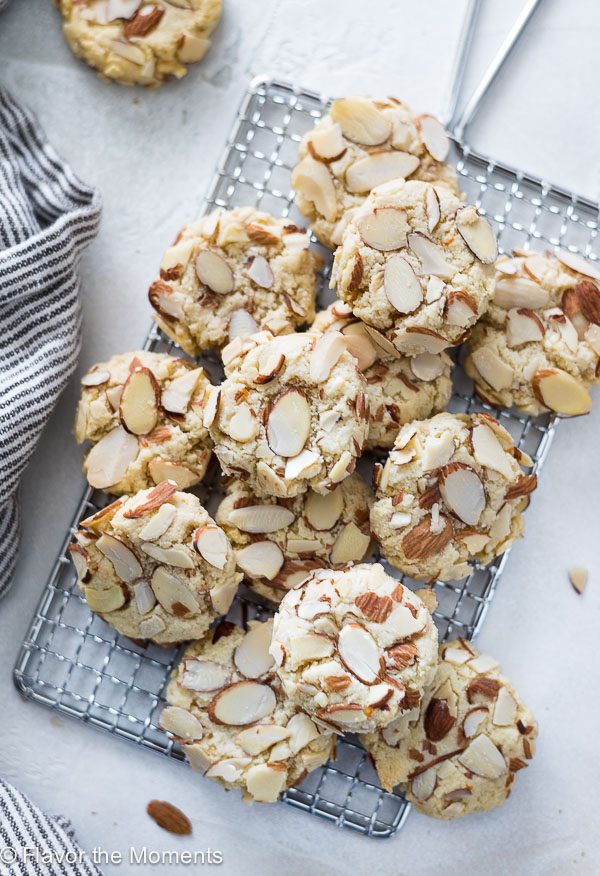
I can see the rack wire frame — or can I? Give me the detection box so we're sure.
[14,75,600,839]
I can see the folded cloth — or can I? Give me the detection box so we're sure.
[0,779,103,875]
[0,87,101,595]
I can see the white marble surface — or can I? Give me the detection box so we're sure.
[1,1,599,874]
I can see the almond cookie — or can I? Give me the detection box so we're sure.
[311,302,453,450]
[464,250,600,416]
[331,179,497,356]
[75,350,213,495]
[370,412,535,581]
[149,208,320,357]
[216,474,374,603]
[160,619,335,802]
[361,639,537,818]
[59,0,222,86]
[269,563,438,735]
[69,486,241,645]
[206,332,370,499]
[292,96,460,250]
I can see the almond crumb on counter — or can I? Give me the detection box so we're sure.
[568,568,588,595]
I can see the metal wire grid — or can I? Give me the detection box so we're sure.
[14,75,600,839]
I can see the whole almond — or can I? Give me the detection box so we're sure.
[146,800,192,835]
[424,697,456,741]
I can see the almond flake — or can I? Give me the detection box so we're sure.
[426,186,441,233]
[119,367,160,436]
[357,207,409,251]
[237,724,290,756]
[471,423,514,480]
[330,97,391,146]
[159,706,203,741]
[556,249,600,281]
[455,207,497,264]
[208,681,276,726]
[256,346,285,384]
[181,659,230,692]
[532,368,592,416]
[308,123,346,161]
[417,114,450,161]
[245,763,288,803]
[226,402,258,442]
[228,504,294,533]
[506,307,545,346]
[234,622,274,679]
[384,255,423,313]
[202,386,220,428]
[470,346,514,391]
[81,369,110,387]
[229,309,258,341]
[141,542,194,568]
[267,388,311,457]
[83,584,126,613]
[291,156,337,221]
[247,255,274,289]
[133,579,156,614]
[161,368,202,415]
[355,591,392,623]
[310,331,346,382]
[195,250,234,295]
[402,514,453,560]
[85,426,138,490]
[492,687,517,726]
[411,767,437,801]
[341,322,377,370]
[346,151,419,194]
[568,568,588,595]
[236,541,284,580]
[289,633,334,664]
[285,448,320,480]
[338,623,381,684]
[462,706,488,738]
[96,533,142,582]
[410,352,445,382]
[494,277,550,309]
[304,489,344,531]
[329,522,370,565]
[445,290,478,326]
[151,566,200,617]
[458,733,507,779]
[424,697,456,741]
[407,232,454,279]
[192,525,230,570]
[124,481,178,519]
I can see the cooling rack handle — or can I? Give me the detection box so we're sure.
[447,0,545,142]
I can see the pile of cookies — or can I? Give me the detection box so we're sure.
[69,95,600,818]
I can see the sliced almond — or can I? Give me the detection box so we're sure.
[286,712,320,753]
[141,542,194,569]
[532,368,592,416]
[470,346,514,392]
[408,232,454,279]
[330,97,391,146]
[556,250,600,281]
[468,653,500,673]
[195,250,234,295]
[124,481,178,519]
[426,275,445,303]
[234,622,274,679]
[439,463,485,526]
[68,543,89,581]
[177,33,210,63]
[105,385,123,411]
[445,290,478,326]
[287,537,320,553]
[150,566,200,617]
[237,724,290,756]
[181,659,231,692]
[310,331,346,383]
[329,449,354,483]
[119,367,160,436]
[96,533,142,582]
[338,623,381,685]
[148,458,198,490]
[139,614,166,638]
[315,704,365,726]
[291,156,337,222]
[289,633,334,664]
[411,767,437,801]
[159,706,203,741]
[421,430,455,471]
[110,39,145,65]
[205,758,250,782]
[84,584,126,613]
[304,488,344,531]
[346,151,419,194]
[208,682,276,726]
[192,525,230,570]
[418,114,450,161]
[471,423,514,480]
[161,368,203,415]
[455,207,497,264]
[341,322,377,370]
[285,449,320,480]
[393,327,448,355]
[267,388,311,457]
[569,568,588,595]
[585,322,600,354]
[248,255,274,289]
[226,403,259,442]
[357,207,409,251]
[494,277,550,309]
[363,324,402,359]
[228,504,294,533]
[202,386,220,428]
[85,426,139,490]
[329,522,370,565]
[462,706,489,738]
[134,579,156,614]
[402,514,453,560]
[256,346,285,384]
[384,255,423,313]
[493,687,517,726]
[506,307,545,346]
[245,763,287,803]
[308,123,346,161]
[409,352,445,382]
[458,733,507,779]
[236,541,284,580]
[426,186,441,233]
[81,369,110,387]
[229,309,259,341]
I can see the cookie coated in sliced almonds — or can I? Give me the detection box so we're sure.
[58,0,222,86]
[208,331,370,499]
[361,639,537,818]
[149,207,321,356]
[216,474,374,603]
[370,411,535,581]
[75,350,213,496]
[464,250,600,416]
[292,96,461,249]
[331,179,497,355]
[269,563,438,735]
[69,487,241,645]
[311,302,453,450]
[160,620,335,802]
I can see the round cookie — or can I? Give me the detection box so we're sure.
[205,332,370,499]
[370,411,535,581]
[361,638,538,818]
[75,350,213,496]
[269,563,439,735]
[59,0,222,86]
[216,474,374,603]
[69,485,241,645]
[331,179,497,355]
[311,302,453,450]
[292,96,460,249]
[160,619,335,802]
[149,208,321,356]
[464,250,600,416]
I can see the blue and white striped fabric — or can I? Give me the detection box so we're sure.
[0,86,101,596]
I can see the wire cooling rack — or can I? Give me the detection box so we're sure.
[14,74,600,839]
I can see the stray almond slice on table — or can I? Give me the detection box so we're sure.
[234,622,275,679]
[267,388,311,457]
[291,156,337,222]
[193,525,230,569]
[346,151,419,194]
[407,232,454,279]
[146,800,192,836]
[455,207,497,264]
[151,566,200,617]
[85,426,139,489]
[119,367,160,436]
[307,123,346,162]
[338,623,381,684]
[568,568,587,595]
[208,681,276,726]
[195,250,234,295]
[384,255,423,313]
[330,97,392,146]
[236,541,284,580]
[532,368,592,416]
[357,207,409,251]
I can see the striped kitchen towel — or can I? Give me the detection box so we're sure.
[0,86,101,595]
[0,779,103,875]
